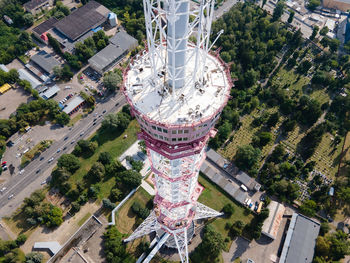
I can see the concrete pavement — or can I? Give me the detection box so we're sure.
[0,93,126,218]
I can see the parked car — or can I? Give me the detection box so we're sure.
[57,148,61,153]
[36,169,41,174]
[1,161,7,166]
[0,187,7,193]
[8,194,14,199]
[40,157,44,161]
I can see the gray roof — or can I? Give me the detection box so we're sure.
[236,171,253,187]
[109,31,138,50]
[63,96,85,114]
[280,213,320,263]
[88,31,137,72]
[24,0,48,11]
[34,241,61,255]
[54,1,110,41]
[0,64,9,72]
[32,17,58,36]
[18,68,42,89]
[40,85,60,99]
[30,51,60,74]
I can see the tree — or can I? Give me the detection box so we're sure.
[47,34,62,55]
[200,225,225,260]
[46,205,63,227]
[131,201,150,219]
[287,10,295,23]
[102,112,131,132]
[279,161,298,179]
[102,198,116,210]
[110,188,122,202]
[120,170,142,190]
[23,13,34,27]
[57,154,80,173]
[269,144,286,163]
[272,1,285,22]
[299,199,317,217]
[61,65,73,80]
[297,60,312,74]
[15,234,27,246]
[55,112,70,125]
[253,132,272,147]
[316,236,330,257]
[222,203,235,217]
[320,26,329,36]
[96,39,107,51]
[103,71,122,91]
[98,152,113,165]
[235,145,261,172]
[307,0,320,10]
[87,162,105,182]
[310,25,319,40]
[25,252,43,263]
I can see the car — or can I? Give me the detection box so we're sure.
[19,169,24,175]
[40,157,44,161]
[102,110,106,114]
[1,161,6,166]
[71,140,75,144]
[249,203,253,209]
[8,194,14,199]
[48,157,54,163]
[2,166,7,171]
[260,194,266,201]
[63,146,67,150]
[80,132,84,136]
[57,148,61,153]
[93,122,96,126]
[0,187,7,192]
[116,102,119,106]
[64,136,69,140]
[41,180,47,185]
[36,169,41,174]
[93,118,97,122]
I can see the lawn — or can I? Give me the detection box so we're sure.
[21,140,53,167]
[77,212,92,227]
[115,188,152,235]
[198,174,254,249]
[68,119,140,200]
[68,113,83,127]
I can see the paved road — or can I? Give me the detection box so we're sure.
[213,0,241,21]
[0,93,126,217]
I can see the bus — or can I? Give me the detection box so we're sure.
[257,202,264,214]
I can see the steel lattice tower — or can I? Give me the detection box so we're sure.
[122,0,232,261]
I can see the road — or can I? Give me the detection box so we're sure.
[0,93,126,217]
[213,0,241,21]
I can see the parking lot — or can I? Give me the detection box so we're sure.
[0,87,32,119]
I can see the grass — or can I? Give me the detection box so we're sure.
[68,120,140,200]
[3,209,38,236]
[68,113,83,127]
[21,140,53,167]
[77,212,92,227]
[115,188,152,235]
[198,174,254,250]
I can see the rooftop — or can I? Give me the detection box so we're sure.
[24,0,49,11]
[18,68,42,89]
[88,31,137,72]
[30,50,60,74]
[32,17,58,36]
[40,85,60,99]
[262,201,285,240]
[63,96,85,114]
[53,0,110,41]
[280,213,320,263]
[125,47,230,126]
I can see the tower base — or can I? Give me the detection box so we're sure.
[156,221,195,249]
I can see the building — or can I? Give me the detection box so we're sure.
[261,201,285,240]
[0,64,9,72]
[24,0,53,15]
[323,0,350,12]
[0,84,11,94]
[32,17,58,44]
[122,0,232,261]
[279,213,320,263]
[39,85,60,100]
[53,1,110,41]
[30,50,60,76]
[108,12,117,27]
[63,96,85,115]
[88,31,138,74]
[18,68,42,89]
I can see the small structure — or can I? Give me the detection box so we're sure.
[261,201,285,240]
[108,12,118,27]
[88,31,138,74]
[39,85,60,100]
[279,213,320,263]
[18,68,42,89]
[323,0,350,12]
[0,83,11,94]
[24,0,53,15]
[0,64,9,72]
[30,50,60,76]
[3,15,13,25]
[33,241,61,255]
[32,17,58,44]
[63,96,85,115]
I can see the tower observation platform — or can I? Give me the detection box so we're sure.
[122,0,232,261]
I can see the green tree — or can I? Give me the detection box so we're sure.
[222,203,235,217]
[320,26,329,36]
[235,145,261,171]
[98,152,113,165]
[299,199,317,217]
[102,198,116,210]
[47,34,62,55]
[57,154,81,173]
[310,25,319,40]
[87,162,105,182]
[307,0,320,10]
[272,1,285,22]
[46,206,63,227]
[103,71,122,91]
[287,10,295,23]
[25,252,43,263]
[55,112,70,125]
[120,170,142,190]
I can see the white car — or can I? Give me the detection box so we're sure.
[41,180,47,185]
[19,169,25,175]
[0,187,7,193]
[8,194,14,200]
[48,157,54,163]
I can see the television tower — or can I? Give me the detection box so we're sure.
[122,0,232,261]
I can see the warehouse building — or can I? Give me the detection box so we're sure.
[29,50,60,77]
[24,0,53,15]
[63,96,85,115]
[39,85,60,100]
[261,201,285,240]
[32,17,58,44]
[18,69,42,89]
[88,31,137,74]
[279,213,320,263]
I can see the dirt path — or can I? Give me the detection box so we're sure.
[0,220,17,240]
[21,202,100,254]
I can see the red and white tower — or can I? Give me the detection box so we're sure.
[122,0,232,261]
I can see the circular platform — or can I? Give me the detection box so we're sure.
[156,221,195,249]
